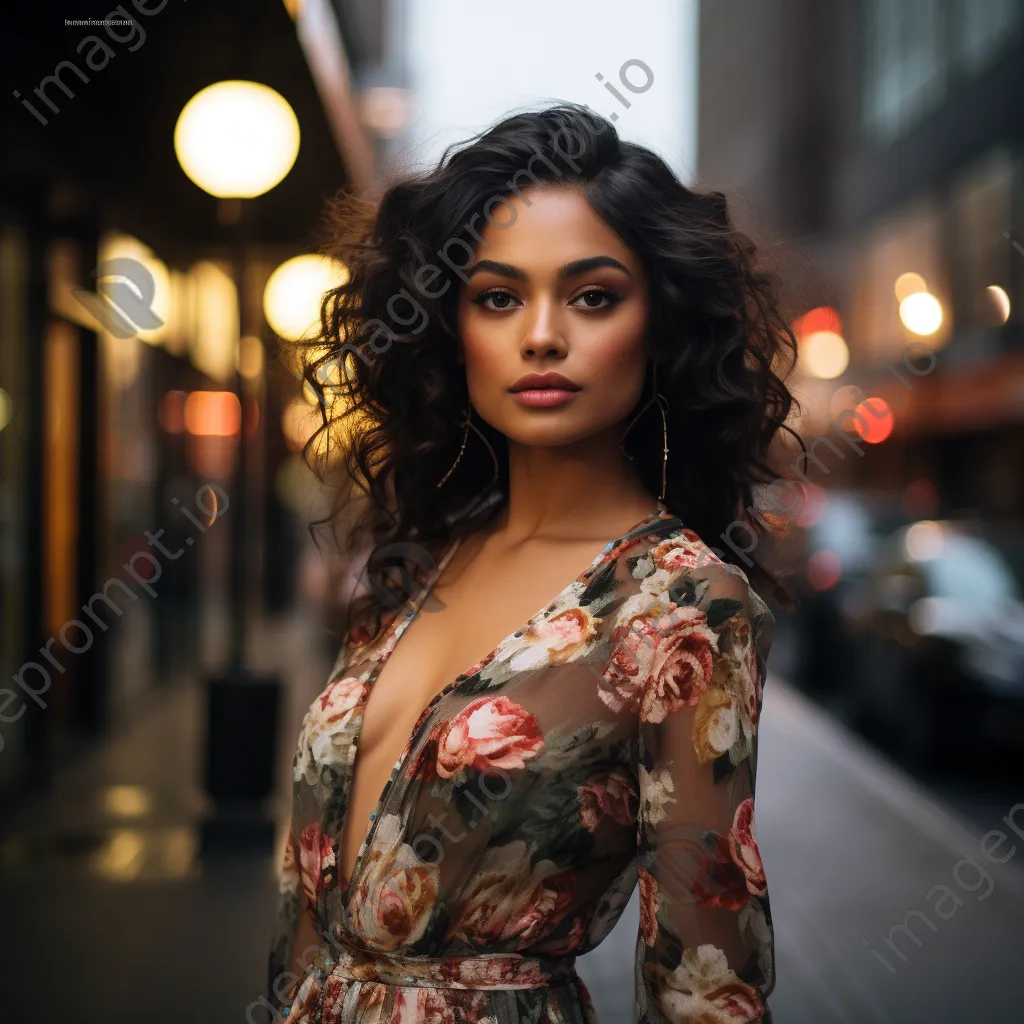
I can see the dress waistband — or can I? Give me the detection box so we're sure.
[304,938,578,991]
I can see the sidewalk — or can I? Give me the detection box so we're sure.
[574,675,1024,1023]
[0,604,337,1024]
[2,617,1021,1022]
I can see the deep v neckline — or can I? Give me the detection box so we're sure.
[338,506,680,900]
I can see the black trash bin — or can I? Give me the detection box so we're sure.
[201,670,282,850]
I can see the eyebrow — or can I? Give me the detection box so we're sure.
[465,255,632,281]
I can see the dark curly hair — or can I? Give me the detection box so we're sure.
[296,102,803,636]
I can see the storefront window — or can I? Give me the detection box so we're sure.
[862,0,946,142]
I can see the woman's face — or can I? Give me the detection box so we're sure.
[456,186,650,450]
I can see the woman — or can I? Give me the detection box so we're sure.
[266,103,799,1024]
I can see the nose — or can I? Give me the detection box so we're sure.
[520,296,567,358]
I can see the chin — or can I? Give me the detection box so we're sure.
[503,419,603,449]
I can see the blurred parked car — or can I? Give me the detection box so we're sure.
[846,520,1024,767]
[789,489,908,697]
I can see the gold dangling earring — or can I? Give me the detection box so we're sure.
[437,409,470,488]
[655,373,669,504]
[437,406,500,490]
[618,362,670,505]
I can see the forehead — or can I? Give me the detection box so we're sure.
[472,186,639,270]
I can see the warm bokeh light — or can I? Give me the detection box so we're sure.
[239,335,265,380]
[799,330,850,379]
[899,291,943,335]
[0,387,11,431]
[187,261,238,383]
[302,354,348,412]
[807,549,842,591]
[980,285,1011,326]
[894,272,927,302]
[184,390,242,436]
[852,397,894,443]
[281,395,322,452]
[162,269,191,357]
[905,520,944,560]
[101,785,153,818]
[63,233,173,348]
[100,235,171,346]
[792,306,849,379]
[90,830,145,881]
[174,81,300,198]
[263,254,348,342]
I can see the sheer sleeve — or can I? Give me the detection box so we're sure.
[265,637,351,1013]
[266,823,302,1014]
[624,556,776,1023]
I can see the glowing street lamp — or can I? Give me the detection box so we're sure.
[899,291,943,336]
[174,80,299,848]
[263,254,347,342]
[174,81,300,199]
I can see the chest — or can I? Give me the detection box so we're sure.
[355,542,603,754]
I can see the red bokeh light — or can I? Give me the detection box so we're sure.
[792,305,843,339]
[852,397,894,443]
[184,390,242,436]
[807,549,843,591]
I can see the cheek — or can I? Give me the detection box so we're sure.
[458,305,524,384]
[459,321,507,381]
[582,318,648,404]
[591,333,644,376]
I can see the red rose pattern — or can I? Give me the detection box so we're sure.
[298,821,336,907]
[730,797,767,897]
[578,768,638,832]
[434,696,544,779]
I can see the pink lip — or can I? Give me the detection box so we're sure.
[511,388,579,408]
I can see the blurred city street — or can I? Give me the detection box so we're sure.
[3,1,1024,1021]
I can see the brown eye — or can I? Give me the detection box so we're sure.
[474,289,520,311]
[571,288,619,310]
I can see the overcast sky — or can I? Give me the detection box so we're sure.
[395,0,697,184]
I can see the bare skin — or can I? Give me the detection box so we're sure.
[334,184,659,889]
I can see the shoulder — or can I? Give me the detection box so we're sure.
[607,523,774,686]
[601,526,772,756]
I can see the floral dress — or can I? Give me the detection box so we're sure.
[266,507,776,1023]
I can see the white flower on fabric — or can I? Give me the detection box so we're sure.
[293,675,368,785]
[656,944,765,1023]
[639,763,677,826]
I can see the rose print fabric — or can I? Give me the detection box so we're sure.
[266,508,776,1023]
